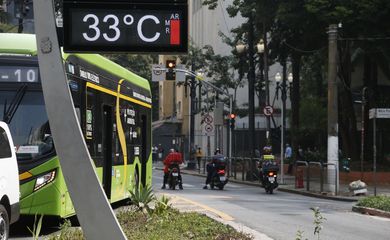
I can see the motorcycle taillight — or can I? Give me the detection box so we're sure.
[172,168,178,172]
[218,169,225,175]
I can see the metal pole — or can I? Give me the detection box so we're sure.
[248,14,256,164]
[33,1,126,239]
[360,87,367,180]
[263,22,270,139]
[280,61,287,184]
[229,96,233,176]
[188,76,196,169]
[327,24,339,193]
[373,116,377,196]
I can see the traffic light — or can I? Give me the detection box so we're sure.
[229,113,236,130]
[166,60,176,80]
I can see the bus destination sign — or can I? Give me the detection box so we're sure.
[0,66,40,83]
[63,2,188,53]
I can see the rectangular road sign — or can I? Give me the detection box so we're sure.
[369,108,390,119]
[63,1,188,53]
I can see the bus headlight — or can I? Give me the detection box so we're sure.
[34,170,56,191]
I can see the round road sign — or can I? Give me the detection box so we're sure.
[153,67,163,75]
[205,124,213,133]
[263,105,274,116]
[204,114,213,124]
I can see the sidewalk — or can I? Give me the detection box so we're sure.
[153,161,390,202]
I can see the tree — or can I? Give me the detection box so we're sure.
[305,0,390,163]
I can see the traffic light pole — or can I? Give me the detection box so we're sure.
[152,67,234,166]
[229,96,233,175]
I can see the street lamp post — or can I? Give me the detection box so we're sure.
[256,39,265,110]
[275,71,293,184]
[235,14,256,163]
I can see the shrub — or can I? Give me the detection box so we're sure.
[357,196,390,212]
[129,184,155,214]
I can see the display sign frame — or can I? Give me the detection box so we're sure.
[63,1,188,53]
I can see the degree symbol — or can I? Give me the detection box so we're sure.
[123,15,134,26]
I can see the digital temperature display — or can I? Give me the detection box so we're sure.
[0,66,40,83]
[63,2,188,53]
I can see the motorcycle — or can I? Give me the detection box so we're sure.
[260,161,279,194]
[168,163,181,190]
[209,156,228,190]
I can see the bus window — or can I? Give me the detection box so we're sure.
[0,127,12,158]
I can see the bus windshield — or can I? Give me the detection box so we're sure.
[0,90,54,161]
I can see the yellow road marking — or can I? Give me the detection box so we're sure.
[163,193,234,221]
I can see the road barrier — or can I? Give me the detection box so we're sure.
[196,157,338,195]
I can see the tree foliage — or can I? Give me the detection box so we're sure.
[202,0,390,162]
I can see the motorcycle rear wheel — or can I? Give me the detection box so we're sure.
[169,177,177,190]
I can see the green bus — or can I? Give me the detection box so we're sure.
[0,33,152,218]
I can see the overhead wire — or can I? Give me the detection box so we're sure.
[282,41,326,54]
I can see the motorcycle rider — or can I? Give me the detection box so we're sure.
[162,148,184,189]
[203,151,223,189]
[260,144,276,183]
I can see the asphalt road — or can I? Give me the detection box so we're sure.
[9,169,390,240]
[153,169,390,240]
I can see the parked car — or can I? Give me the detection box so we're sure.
[0,121,20,240]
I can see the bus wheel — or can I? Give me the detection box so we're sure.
[0,204,9,240]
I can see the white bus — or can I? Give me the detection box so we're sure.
[0,121,19,240]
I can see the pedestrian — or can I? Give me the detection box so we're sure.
[195,147,203,170]
[285,144,293,174]
[158,144,164,161]
[152,145,158,163]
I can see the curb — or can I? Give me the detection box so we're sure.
[352,206,390,218]
[277,188,358,202]
[156,167,359,202]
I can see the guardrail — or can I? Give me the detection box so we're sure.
[196,157,338,195]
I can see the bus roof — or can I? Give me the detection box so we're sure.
[0,33,37,55]
[63,53,150,91]
[0,33,150,91]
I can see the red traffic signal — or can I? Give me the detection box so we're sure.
[165,60,176,80]
[229,113,236,130]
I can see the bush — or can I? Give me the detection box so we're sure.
[47,196,252,240]
[356,196,390,212]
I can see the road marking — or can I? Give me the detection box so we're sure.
[163,193,234,221]
[207,195,233,199]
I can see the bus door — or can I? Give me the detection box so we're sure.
[141,115,147,186]
[102,105,113,199]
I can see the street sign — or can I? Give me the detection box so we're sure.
[63,1,188,53]
[205,124,213,133]
[203,114,213,124]
[263,105,274,116]
[369,108,390,119]
[152,64,165,82]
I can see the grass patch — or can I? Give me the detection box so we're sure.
[117,208,252,240]
[46,195,252,240]
[356,196,390,212]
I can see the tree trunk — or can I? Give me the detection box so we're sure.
[291,53,301,157]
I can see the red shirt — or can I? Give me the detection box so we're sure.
[163,152,183,173]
